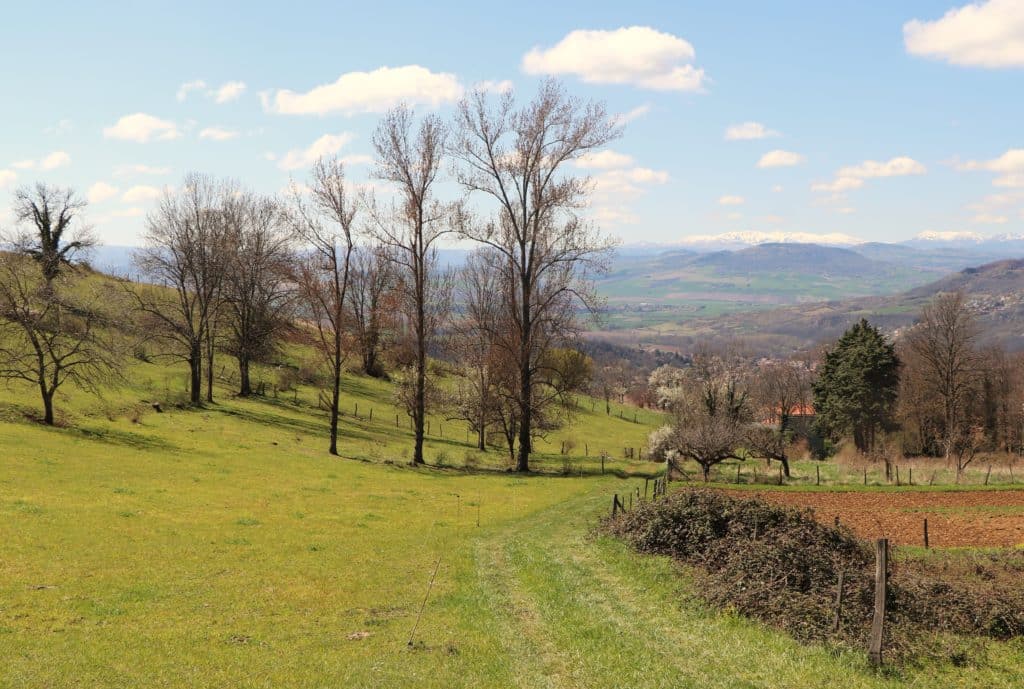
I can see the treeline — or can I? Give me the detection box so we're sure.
[648,293,1024,481]
[0,80,620,472]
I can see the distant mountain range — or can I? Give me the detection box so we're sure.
[595,240,1024,322]
[623,231,1024,255]
[605,258,1024,357]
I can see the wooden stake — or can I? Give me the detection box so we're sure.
[832,569,845,633]
[868,539,888,666]
[923,518,929,549]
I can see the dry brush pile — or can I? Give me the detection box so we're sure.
[602,489,1024,665]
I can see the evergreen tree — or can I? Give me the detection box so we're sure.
[812,319,900,453]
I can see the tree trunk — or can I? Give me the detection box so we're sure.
[516,367,531,472]
[328,359,341,456]
[205,330,215,404]
[189,341,202,405]
[702,463,710,482]
[41,388,54,426]
[780,454,791,477]
[238,357,252,397]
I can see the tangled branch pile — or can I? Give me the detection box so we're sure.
[602,489,1024,663]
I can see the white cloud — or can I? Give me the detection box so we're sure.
[613,104,651,125]
[522,26,707,91]
[590,167,670,200]
[176,80,207,102]
[40,151,71,170]
[836,156,927,178]
[213,81,246,103]
[771,184,784,193]
[475,79,513,93]
[0,169,16,188]
[199,126,240,141]
[10,151,71,171]
[718,195,745,206]
[813,156,926,194]
[278,132,355,170]
[87,182,119,204]
[904,0,1024,68]
[958,149,1024,187]
[584,151,669,227]
[756,150,805,168]
[122,185,163,203]
[837,207,856,215]
[104,113,180,142]
[267,65,463,115]
[114,164,171,177]
[811,177,864,193]
[973,213,1009,224]
[575,150,635,169]
[724,122,779,141]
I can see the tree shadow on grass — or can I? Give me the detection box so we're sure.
[218,403,378,445]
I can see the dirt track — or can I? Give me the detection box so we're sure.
[719,489,1024,548]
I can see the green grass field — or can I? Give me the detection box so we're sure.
[4,363,1024,687]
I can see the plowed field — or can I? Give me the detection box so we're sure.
[720,489,1024,548]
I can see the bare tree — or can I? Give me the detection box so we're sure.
[347,245,396,378]
[448,249,503,450]
[221,193,295,396]
[0,252,122,424]
[744,424,792,477]
[131,175,233,405]
[666,404,745,482]
[11,184,96,283]
[904,292,982,461]
[752,360,812,432]
[291,157,358,456]
[452,79,619,472]
[370,105,450,465]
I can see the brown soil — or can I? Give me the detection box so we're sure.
[717,489,1024,548]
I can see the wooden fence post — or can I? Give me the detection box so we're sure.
[908,467,912,485]
[864,468,868,486]
[895,465,900,486]
[985,465,992,485]
[832,569,845,633]
[923,518,929,549]
[612,494,619,517]
[736,464,742,484]
[868,538,889,666]
[816,465,821,486]
[644,478,649,500]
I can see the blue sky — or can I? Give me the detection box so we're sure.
[0,0,1022,246]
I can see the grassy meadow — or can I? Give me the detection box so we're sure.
[3,358,1024,687]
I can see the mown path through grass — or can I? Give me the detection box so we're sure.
[460,489,910,689]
